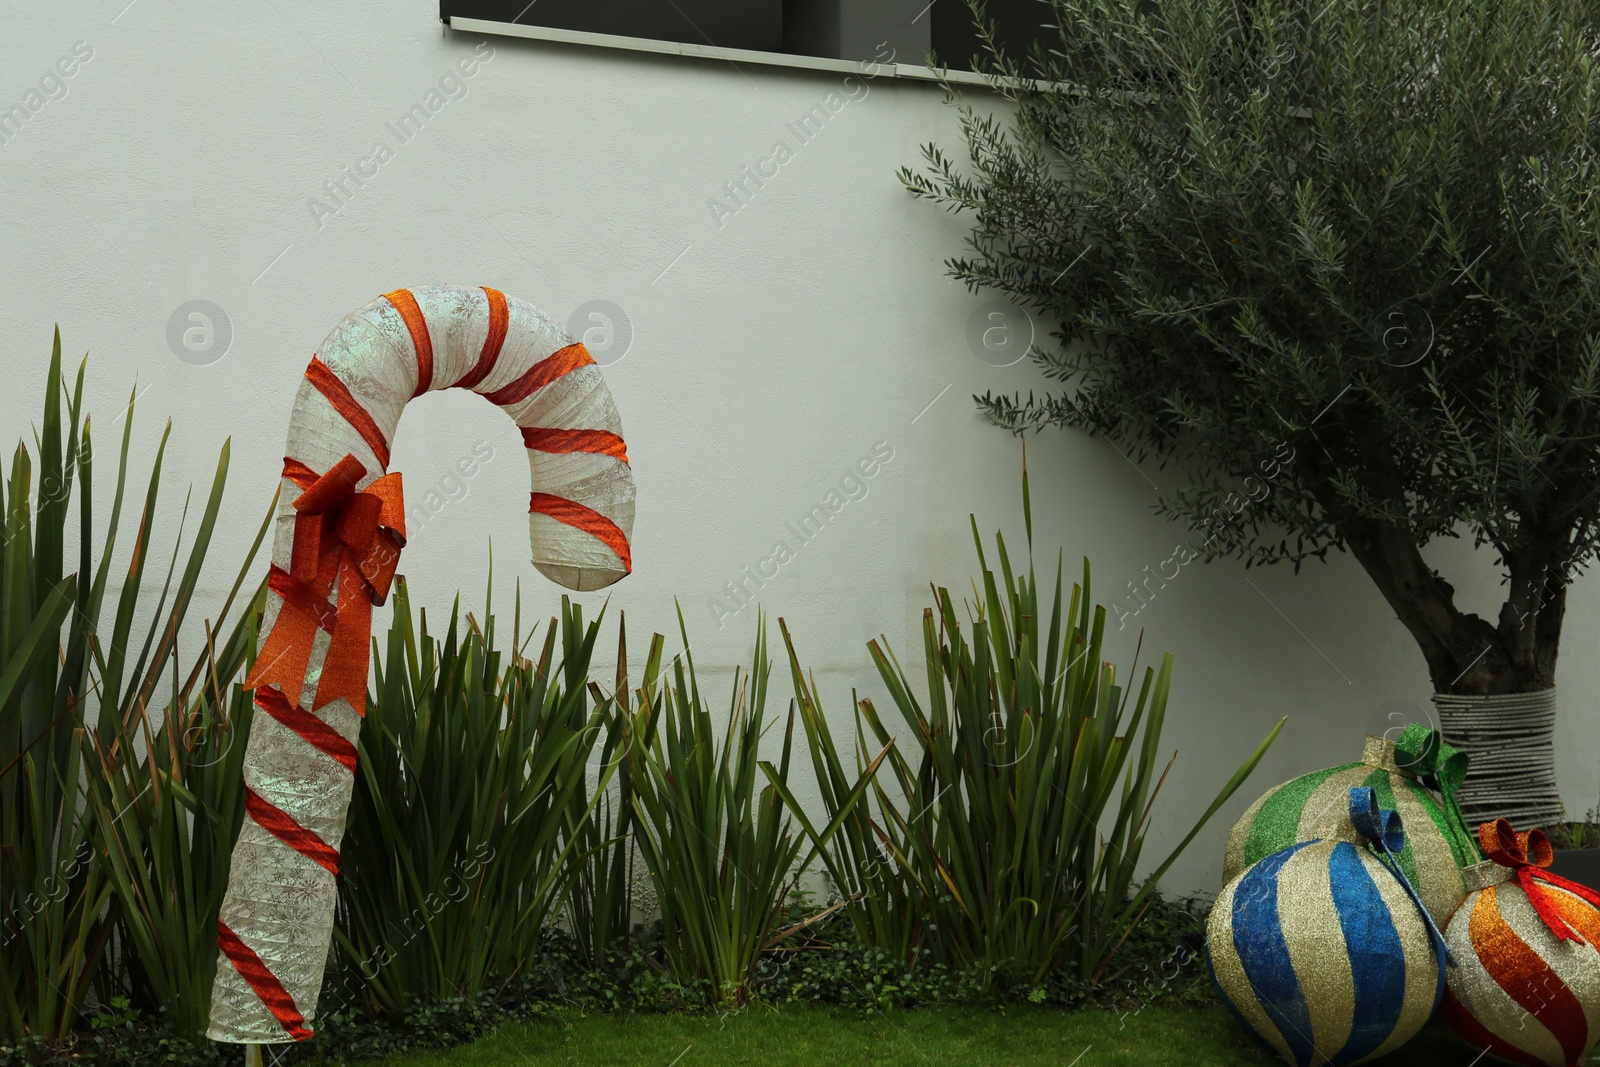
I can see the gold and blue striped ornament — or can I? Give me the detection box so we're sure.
[1224,725,1481,925]
[1208,787,1455,1066]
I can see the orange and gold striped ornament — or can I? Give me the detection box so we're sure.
[1441,820,1600,1067]
[207,285,635,1044]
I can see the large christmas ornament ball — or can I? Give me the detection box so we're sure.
[1440,824,1600,1067]
[1224,731,1476,924]
[1207,822,1447,1064]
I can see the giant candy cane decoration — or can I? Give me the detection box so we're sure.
[207,285,634,1043]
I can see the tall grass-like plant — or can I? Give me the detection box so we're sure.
[85,581,266,1036]
[333,579,612,1016]
[1,336,261,1039]
[563,617,644,971]
[780,465,1283,986]
[80,404,271,1036]
[767,625,907,958]
[0,338,101,1040]
[626,613,807,1007]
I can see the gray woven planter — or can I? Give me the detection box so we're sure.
[1433,688,1567,831]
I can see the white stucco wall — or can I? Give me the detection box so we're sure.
[4,0,1597,902]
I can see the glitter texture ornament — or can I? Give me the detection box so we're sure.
[1440,819,1600,1067]
[207,285,635,1044]
[1208,787,1452,1067]
[1224,725,1480,924]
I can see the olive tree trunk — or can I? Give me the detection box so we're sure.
[1342,514,1569,830]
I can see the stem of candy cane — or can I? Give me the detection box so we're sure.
[207,285,635,1043]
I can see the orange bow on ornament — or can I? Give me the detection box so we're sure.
[1479,818,1600,945]
[244,453,405,716]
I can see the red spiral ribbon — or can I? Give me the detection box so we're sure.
[216,921,313,1041]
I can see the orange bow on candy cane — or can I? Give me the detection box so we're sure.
[1480,818,1600,945]
[244,453,405,716]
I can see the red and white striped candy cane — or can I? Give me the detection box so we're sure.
[207,284,634,1043]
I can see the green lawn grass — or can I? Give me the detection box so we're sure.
[362,1003,1487,1067]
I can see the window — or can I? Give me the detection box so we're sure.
[438,0,1059,71]
[439,0,785,53]
[930,0,1056,71]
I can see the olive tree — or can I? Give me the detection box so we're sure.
[903,0,1600,827]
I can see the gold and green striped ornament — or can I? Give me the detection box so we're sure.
[1223,724,1482,925]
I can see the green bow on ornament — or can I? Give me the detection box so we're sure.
[1393,723,1483,864]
